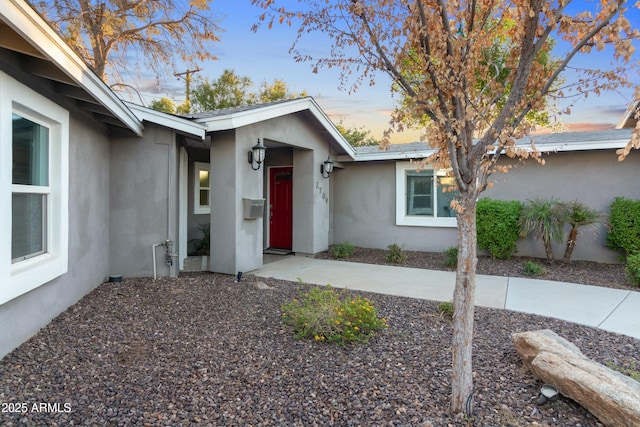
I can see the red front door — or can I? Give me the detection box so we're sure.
[269,167,293,249]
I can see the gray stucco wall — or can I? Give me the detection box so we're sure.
[208,114,333,275]
[333,149,640,263]
[332,161,458,252]
[109,124,179,278]
[485,149,640,262]
[0,115,111,360]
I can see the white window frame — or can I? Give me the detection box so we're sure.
[0,72,69,305]
[395,162,457,227]
[194,161,210,214]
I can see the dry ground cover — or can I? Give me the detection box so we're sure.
[1,270,638,426]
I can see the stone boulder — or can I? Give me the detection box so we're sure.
[512,329,640,427]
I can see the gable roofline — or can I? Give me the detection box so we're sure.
[1,0,144,136]
[345,128,634,162]
[616,101,639,129]
[190,97,356,158]
[125,102,206,139]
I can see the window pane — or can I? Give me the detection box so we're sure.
[12,193,47,261]
[12,114,49,186]
[199,190,209,207]
[436,176,458,218]
[407,171,433,215]
[199,170,209,188]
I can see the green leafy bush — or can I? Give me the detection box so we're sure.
[385,243,407,264]
[281,286,388,344]
[626,253,640,287]
[476,198,522,259]
[437,301,454,318]
[330,242,355,259]
[443,246,458,268]
[607,197,640,257]
[522,260,546,277]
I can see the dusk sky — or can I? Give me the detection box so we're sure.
[131,1,640,144]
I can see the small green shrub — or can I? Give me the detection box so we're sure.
[626,253,640,287]
[330,242,355,259]
[477,198,522,259]
[606,360,640,381]
[607,197,640,257]
[281,286,388,344]
[522,260,546,277]
[437,301,454,318]
[443,246,458,268]
[386,243,408,264]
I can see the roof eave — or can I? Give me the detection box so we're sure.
[195,98,356,158]
[1,0,144,136]
[125,102,206,139]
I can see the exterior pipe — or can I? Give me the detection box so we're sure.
[152,243,162,280]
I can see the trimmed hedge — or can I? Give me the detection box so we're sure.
[607,197,640,257]
[476,198,522,259]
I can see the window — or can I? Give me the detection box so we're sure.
[0,72,69,305]
[12,114,50,262]
[396,162,458,227]
[194,162,210,214]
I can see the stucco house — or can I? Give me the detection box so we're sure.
[0,0,355,359]
[334,129,639,263]
[0,0,638,360]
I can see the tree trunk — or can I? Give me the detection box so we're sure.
[563,226,578,264]
[543,235,554,262]
[451,198,477,415]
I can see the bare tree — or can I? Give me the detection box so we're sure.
[33,0,221,84]
[252,0,640,415]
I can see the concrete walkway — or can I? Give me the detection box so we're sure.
[251,255,640,340]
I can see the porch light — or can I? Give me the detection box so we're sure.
[248,139,266,170]
[321,156,334,178]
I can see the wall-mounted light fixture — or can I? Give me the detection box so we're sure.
[321,156,334,178]
[248,139,266,170]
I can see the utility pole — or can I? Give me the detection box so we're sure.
[174,68,201,114]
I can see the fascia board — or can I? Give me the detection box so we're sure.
[351,150,435,162]
[305,98,357,158]
[196,98,313,131]
[196,97,357,158]
[126,102,206,139]
[1,0,143,136]
[350,135,632,162]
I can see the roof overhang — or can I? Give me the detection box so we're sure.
[0,0,144,136]
[126,102,206,140]
[193,97,356,158]
[345,128,634,162]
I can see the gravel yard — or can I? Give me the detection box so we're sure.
[1,265,638,426]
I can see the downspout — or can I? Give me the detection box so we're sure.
[166,131,178,277]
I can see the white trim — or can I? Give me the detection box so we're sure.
[126,102,206,139]
[194,97,356,158]
[395,162,457,228]
[193,161,210,214]
[0,0,143,136]
[0,72,69,304]
[348,128,635,162]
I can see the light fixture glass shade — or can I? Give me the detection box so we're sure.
[253,139,266,163]
[323,158,334,174]
[321,157,334,178]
